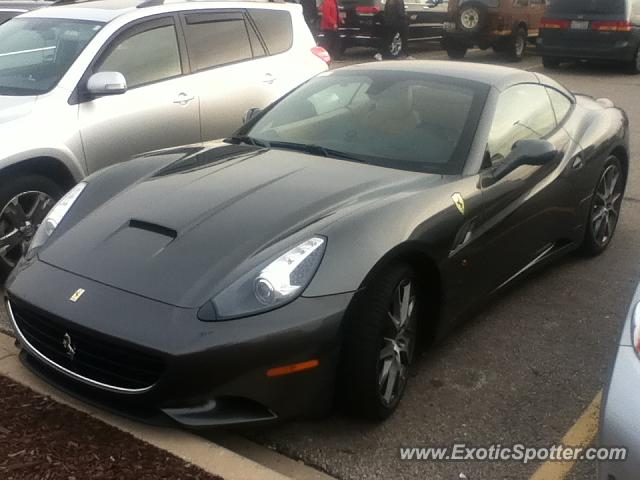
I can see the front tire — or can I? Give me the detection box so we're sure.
[340,263,420,420]
[0,174,63,282]
[580,156,624,256]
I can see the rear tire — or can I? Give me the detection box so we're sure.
[0,174,63,282]
[505,27,527,62]
[580,156,624,256]
[542,56,561,69]
[339,263,420,420]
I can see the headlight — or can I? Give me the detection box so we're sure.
[632,302,640,355]
[208,236,326,321]
[29,182,86,252]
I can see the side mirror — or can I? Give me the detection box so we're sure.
[491,139,558,183]
[86,71,127,96]
[243,107,262,124]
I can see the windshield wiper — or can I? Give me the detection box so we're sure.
[267,141,368,163]
[226,134,270,148]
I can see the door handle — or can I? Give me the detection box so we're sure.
[262,73,277,85]
[173,92,195,105]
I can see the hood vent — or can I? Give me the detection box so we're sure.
[129,219,177,239]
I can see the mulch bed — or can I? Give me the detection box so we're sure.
[0,375,222,480]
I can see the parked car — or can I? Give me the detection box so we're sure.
[317,0,448,57]
[0,0,328,282]
[442,0,548,61]
[0,0,51,24]
[6,61,628,427]
[598,282,640,479]
[538,0,640,73]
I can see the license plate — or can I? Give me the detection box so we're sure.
[570,20,590,30]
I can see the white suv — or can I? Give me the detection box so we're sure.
[0,0,329,279]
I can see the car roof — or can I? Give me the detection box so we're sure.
[21,0,289,23]
[341,60,541,91]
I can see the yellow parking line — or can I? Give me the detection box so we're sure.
[529,391,603,480]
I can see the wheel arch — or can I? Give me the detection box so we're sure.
[356,241,443,339]
[610,145,629,182]
[0,157,78,191]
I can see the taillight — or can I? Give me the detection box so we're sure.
[592,20,632,32]
[311,45,331,65]
[540,18,570,29]
[356,6,380,15]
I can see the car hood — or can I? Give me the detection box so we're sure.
[0,95,36,124]
[41,144,429,308]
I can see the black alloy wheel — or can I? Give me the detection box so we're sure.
[340,263,420,420]
[581,156,624,256]
[0,175,62,281]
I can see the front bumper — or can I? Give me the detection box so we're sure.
[598,345,640,479]
[6,259,352,428]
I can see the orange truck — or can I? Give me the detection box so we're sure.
[442,0,548,61]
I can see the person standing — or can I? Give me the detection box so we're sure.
[321,0,341,59]
[374,0,411,60]
[301,0,319,35]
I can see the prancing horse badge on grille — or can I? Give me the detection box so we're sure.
[69,288,85,303]
[62,333,76,360]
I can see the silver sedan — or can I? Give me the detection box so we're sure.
[598,283,640,479]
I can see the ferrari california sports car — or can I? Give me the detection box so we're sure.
[6,62,629,427]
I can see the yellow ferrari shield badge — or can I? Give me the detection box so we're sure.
[452,193,465,215]
[69,288,85,303]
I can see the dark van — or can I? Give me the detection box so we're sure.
[538,0,640,72]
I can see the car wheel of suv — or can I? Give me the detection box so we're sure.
[444,39,468,59]
[0,175,63,282]
[580,156,624,256]
[387,31,403,58]
[543,56,561,69]
[505,27,527,62]
[457,2,486,34]
[340,263,420,420]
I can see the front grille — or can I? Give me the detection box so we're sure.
[9,300,164,392]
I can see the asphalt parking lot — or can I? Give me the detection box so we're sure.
[2,43,639,480]
[219,45,640,480]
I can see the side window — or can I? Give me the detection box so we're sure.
[97,22,181,88]
[183,12,252,71]
[488,84,556,162]
[248,10,293,55]
[546,88,572,124]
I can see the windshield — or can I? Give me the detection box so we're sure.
[548,0,626,15]
[0,18,103,96]
[246,71,486,174]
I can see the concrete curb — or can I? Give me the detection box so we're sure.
[0,332,332,480]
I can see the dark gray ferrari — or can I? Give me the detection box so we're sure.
[6,62,629,427]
